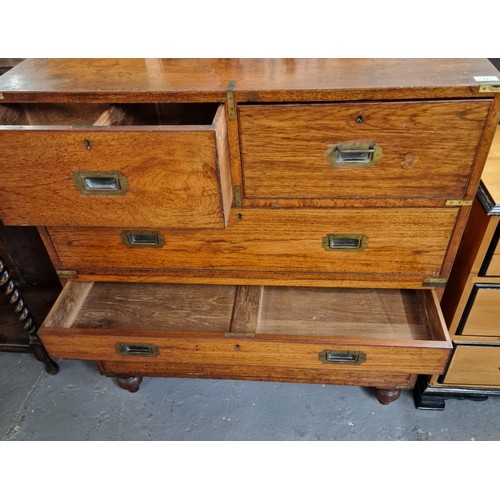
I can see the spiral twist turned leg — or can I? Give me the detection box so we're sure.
[0,258,59,374]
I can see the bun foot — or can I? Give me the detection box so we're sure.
[372,387,401,405]
[117,376,143,393]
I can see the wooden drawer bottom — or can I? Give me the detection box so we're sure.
[443,345,500,386]
[39,282,452,383]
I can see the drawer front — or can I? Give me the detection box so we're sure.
[39,283,451,376]
[456,284,500,338]
[239,100,490,200]
[47,208,458,278]
[443,345,500,386]
[0,104,231,228]
[480,222,500,277]
[41,332,450,376]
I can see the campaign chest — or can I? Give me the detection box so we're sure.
[1,58,499,404]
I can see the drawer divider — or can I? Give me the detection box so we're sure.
[227,285,263,338]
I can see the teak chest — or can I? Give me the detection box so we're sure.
[1,58,499,404]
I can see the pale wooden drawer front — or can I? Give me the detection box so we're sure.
[239,100,490,200]
[480,222,500,277]
[47,208,458,278]
[39,283,451,376]
[457,284,500,338]
[444,345,500,386]
[0,103,231,228]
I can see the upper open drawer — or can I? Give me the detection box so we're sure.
[238,100,491,202]
[0,103,232,228]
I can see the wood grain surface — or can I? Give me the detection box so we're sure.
[1,59,499,102]
[459,287,500,337]
[0,105,231,228]
[39,282,451,376]
[96,359,415,388]
[443,345,500,386]
[46,208,458,278]
[239,101,491,200]
[70,282,236,332]
[440,199,492,329]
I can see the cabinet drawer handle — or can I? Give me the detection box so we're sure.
[72,171,129,195]
[319,350,366,365]
[121,230,165,248]
[327,143,382,167]
[322,234,368,251]
[115,343,159,357]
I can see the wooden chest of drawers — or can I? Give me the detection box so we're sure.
[416,125,500,409]
[1,58,499,405]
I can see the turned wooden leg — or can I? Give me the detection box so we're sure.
[117,376,143,393]
[372,387,401,405]
[29,332,59,374]
[1,257,59,375]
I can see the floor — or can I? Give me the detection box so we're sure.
[1,350,500,441]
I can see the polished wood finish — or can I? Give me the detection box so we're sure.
[117,376,143,393]
[97,360,415,388]
[46,208,458,283]
[239,101,490,201]
[0,104,231,229]
[39,282,451,377]
[372,388,401,405]
[3,58,498,403]
[1,59,499,102]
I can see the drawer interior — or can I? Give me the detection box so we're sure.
[0,102,221,127]
[43,282,447,343]
[0,103,110,125]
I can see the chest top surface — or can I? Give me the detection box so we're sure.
[0,58,499,102]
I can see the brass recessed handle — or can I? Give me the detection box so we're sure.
[115,343,159,357]
[319,350,366,365]
[121,231,165,248]
[322,234,368,251]
[73,171,129,195]
[327,143,382,167]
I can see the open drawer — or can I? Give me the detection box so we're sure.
[0,103,231,228]
[39,282,452,377]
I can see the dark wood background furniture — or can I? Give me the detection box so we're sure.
[1,59,499,404]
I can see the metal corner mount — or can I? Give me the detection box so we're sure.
[423,278,447,287]
[227,80,236,120]
[57,270,78,280]
[479,83,500,93]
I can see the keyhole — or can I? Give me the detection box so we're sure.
[84,139,91,150]
[356,116,363,123]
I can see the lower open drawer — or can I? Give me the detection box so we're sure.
[39,282,452,377]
